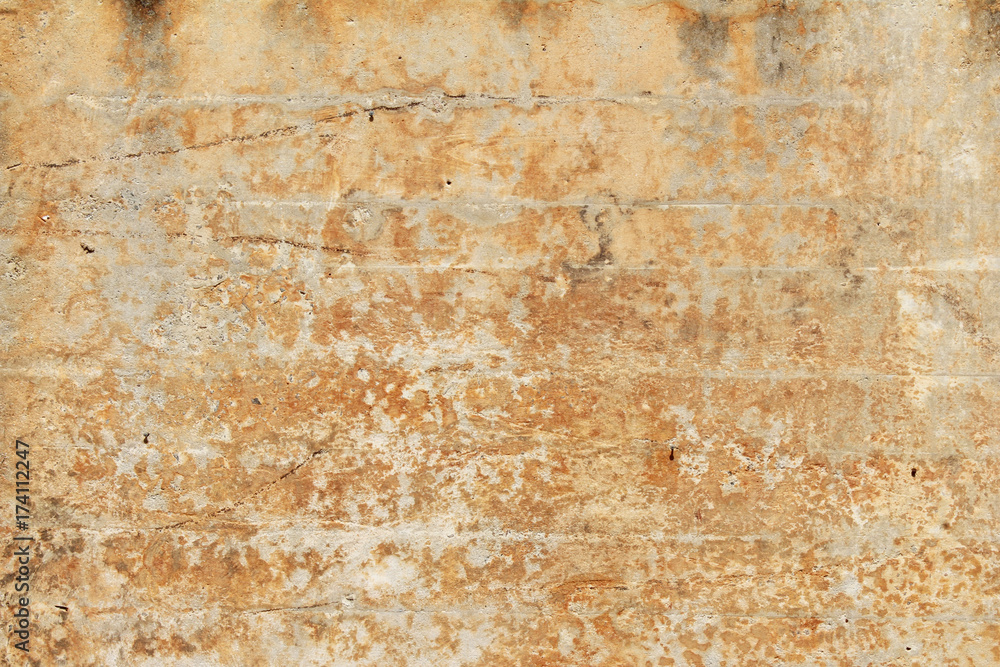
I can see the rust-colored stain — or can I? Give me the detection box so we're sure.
[2,0,1000,664]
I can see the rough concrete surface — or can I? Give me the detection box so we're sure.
[1,0,1000,664]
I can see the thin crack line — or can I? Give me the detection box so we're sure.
[154,447,331,531]
[10,99,427,171]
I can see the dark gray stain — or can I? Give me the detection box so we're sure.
[561,205,629,284]
[678,13,730,79]
[579,206,616,268]
[679,311,700,342]
[968,0,1000,60]
[755,3,805,88]
[118,0,176,86]
[498,0,530,30]
[122,0,163,31]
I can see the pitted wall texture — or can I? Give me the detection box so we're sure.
[2,0,1000,665]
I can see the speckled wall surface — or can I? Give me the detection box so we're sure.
[1,0,999,664]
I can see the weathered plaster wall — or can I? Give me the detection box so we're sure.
[2,0,1000,664]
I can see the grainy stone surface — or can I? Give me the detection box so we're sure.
[2,0,1000,664]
